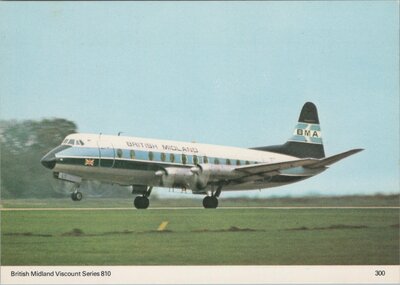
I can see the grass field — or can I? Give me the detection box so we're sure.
[1,196,399,265]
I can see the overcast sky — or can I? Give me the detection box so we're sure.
[1,2,398,198]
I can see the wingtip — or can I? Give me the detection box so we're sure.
[346,148,364,156]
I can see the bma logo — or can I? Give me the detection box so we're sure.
[297,129,319,138]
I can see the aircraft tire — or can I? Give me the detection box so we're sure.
[203,196,218,209]
[75,191,83,201]
[134,196,149,209]
[71,192,82,201]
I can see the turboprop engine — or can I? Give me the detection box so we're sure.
[156,164,239,192]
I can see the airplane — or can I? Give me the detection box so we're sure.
[41,102,363,209]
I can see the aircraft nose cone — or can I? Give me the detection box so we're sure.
[41,153,56,169]
[40,144,71,170]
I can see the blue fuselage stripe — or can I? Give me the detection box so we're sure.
[56,147,258,168]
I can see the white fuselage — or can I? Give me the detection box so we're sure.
[50,133,321,194]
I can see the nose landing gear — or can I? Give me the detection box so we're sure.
[71,191,83,201]
[70,184,83,201]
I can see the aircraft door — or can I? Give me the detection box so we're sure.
[97,139,115,168]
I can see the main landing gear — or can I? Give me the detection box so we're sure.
[70,184,83,201]
[203,185,222,209]
[134,196,150,209]
[203,196,218,208]
[133,186,153,210]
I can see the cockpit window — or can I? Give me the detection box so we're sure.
[62,138,84,146]
[75,140,84,146]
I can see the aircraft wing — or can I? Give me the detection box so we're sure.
[234,158,318,175]
[304,148,364,169]
[234,148,363,176]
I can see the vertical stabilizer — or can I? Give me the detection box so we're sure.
[252,102,326,158]
[289,102,323,146]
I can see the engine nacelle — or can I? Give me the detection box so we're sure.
[189,164,211,190]
[158,164,239,192]
[158,167,194,189]
[194,163,237,179]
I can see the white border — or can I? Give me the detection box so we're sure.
[1,266,399,284]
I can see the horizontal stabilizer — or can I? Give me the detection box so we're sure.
[305,149,364,169]
[235,159,318,175]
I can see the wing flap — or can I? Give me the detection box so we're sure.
[235,159,318,175]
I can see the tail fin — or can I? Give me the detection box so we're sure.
[252,102,326,158]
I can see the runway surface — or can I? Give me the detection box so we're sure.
[1,206,399,211]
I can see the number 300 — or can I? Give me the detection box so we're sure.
[375,270,385,276]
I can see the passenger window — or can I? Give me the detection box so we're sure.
[203,156,208,164]
[130,150,135,159]
[170,153,175,163]
[214,158,220,165]
[245,161,250,165]
[193,155,198,165]
[148,152,154,161]
[79,140,85,146]
[161,153,166,162]
[226,159,231,165]
[117,149,123,158]
[236,160,241,166]
[182,154,187,165]
[68,139,75,145]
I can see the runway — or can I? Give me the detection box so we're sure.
[1,206,399,211]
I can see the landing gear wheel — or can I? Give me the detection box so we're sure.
[71,191,83,201]
[75,191,83,201]
[203,196,218,209]
[134,196,149,209]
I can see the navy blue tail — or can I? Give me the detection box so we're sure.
[252,102,325,159]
